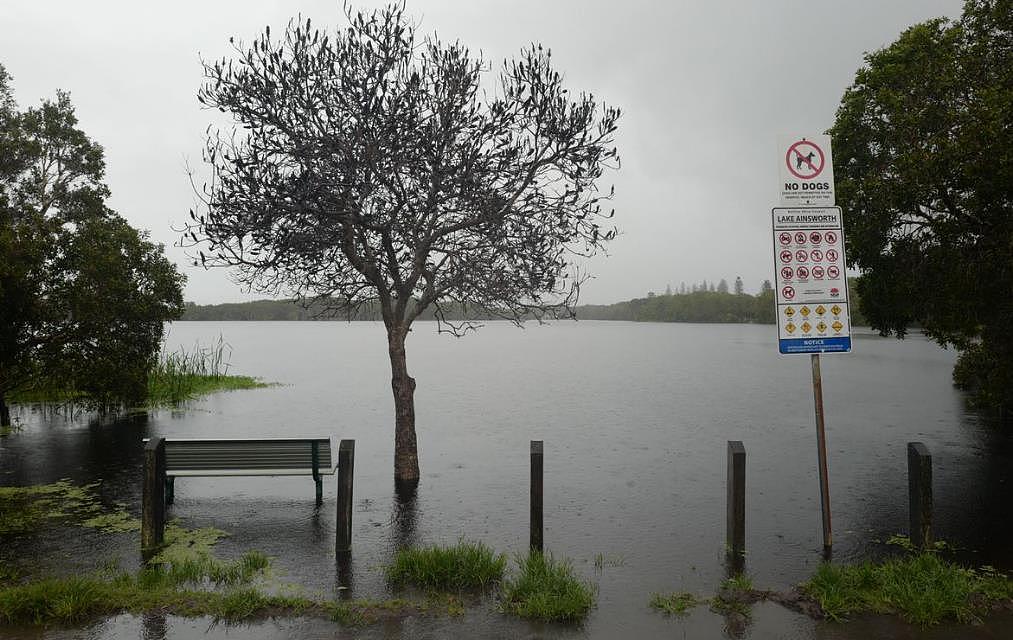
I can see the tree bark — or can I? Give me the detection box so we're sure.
[0,393,9,428]
[387,325,420,485]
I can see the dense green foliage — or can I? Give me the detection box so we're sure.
[803,553,1013,626]
[578,289,776,323]
[830,0,1013,416]
[0,64,184,424]
[385,540,506,590]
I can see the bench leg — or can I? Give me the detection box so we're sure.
[165,477,175,505]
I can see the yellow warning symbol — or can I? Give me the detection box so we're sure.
[800,306,811,317]
[817,321,827,333]
[815,305,826,316]
[832,320,844,332]
[785,322,796,334]
[784,306,795,318]
[831,304,842,316]
[801,321,812,333]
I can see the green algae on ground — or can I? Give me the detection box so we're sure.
[148,523,273,587]
[0,480,139,536]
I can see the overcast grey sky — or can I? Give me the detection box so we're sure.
[1,1,964,304]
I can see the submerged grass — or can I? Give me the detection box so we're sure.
[0,480,138,536]
[802,552,1013,626]
[650,591,702,616]
[330,594,464,626]
[146,336,272,407]
[710,573,755,619]
[501,552,596,622]
[0,521,282,625]
[385,540,506,590]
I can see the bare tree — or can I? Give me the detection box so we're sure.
[181,4,621,485]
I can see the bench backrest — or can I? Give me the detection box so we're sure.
[161,438,333,475]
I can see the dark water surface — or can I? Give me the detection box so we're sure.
[2,321,1012,639]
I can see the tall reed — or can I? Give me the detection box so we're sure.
[148,336,255,406]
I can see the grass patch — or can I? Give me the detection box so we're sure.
[650,591,702,616]
[147,523,270,587]
[147,336,272,406]
[710,573,755,619]
[385,540,506,590]
[802,553,1013,625]
[0,575,319,625]
[0,480,138,536]
[501,552,596,622]
[593,552,625,571]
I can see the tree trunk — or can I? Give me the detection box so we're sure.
[0,393,9,428]
[387,325,420,486]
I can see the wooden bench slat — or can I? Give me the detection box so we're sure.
[149,437,336,476]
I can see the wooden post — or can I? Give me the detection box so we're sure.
[530,440,543,553]
[907,442,933,549]
[335,439,355,552]
[726,441,746,571]
[311,440,322,506]
[141,437,166,558]
[811,354,833,553]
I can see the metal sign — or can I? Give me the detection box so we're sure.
[779,134,835,206]
[771,206,851,354]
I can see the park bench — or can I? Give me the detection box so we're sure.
[144,437,335,506]
[141,436,356,557]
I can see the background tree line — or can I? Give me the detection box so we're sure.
[181,278,868,325]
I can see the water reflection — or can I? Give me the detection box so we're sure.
[5,323,1013,640]
[389,481,420,550]
[140,611,167,640]
[335,551,354,598]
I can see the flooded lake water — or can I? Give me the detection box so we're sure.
[2,320,1012,639]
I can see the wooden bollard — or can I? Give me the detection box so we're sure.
[141,437,166,558]
[726,441,746,569]
[530,440,543,553]
[907,442,932,549]
[335,439,355,552]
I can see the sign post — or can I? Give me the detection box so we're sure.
[774,135,848,556]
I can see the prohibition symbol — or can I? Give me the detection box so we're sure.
[795,249,809,262]
[782,285,795,300]
[825,231,838,244]
[794,232,806,244]
[826,249,839,262]
[809,232,822,244]
[810,249,824,262]
[786,139,826,180]
[827,265,840,279]
[779,250,793,263]
[779,232,792,246]
[796,266,810,279]
[812,265,825,279]
[781,266,794,279]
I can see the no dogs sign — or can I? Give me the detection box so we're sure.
[778,134,835,206]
